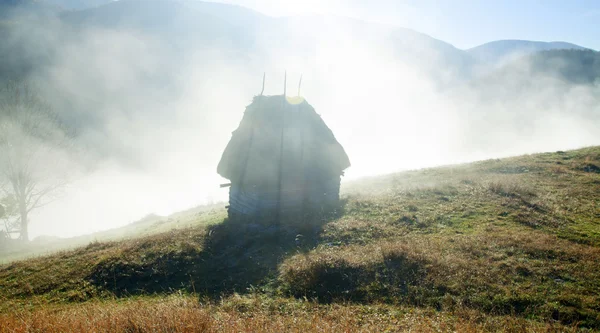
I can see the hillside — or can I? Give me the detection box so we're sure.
[59,0,249,47]
[35,0,109,10]
[466,49,600,104]
[1,146,599,331]
[468,40,590,63]
[0,203,226,264]
[0,0,59,19]
[527,49,600,85]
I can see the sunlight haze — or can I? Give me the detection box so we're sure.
[0,0,598,241]
[218,0,600,50]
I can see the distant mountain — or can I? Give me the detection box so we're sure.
[468,39,590,63]
[179,0,269,27]
[0,0,59,18]
[6,0,596,82]
[529,49,600,84]
[61,1,229,36]
[59,0,264,54]
[35,0,110,10]
[57,0,475,83]
[2,0,599,91]
[495,49,600,85]
[41,0,268,17]
[465,48,600,106]
[388,27,474,82]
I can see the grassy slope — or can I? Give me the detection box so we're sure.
[0,203,226,264]
[1,146,600,332]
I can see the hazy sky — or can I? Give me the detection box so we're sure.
[7,0,600,240]
[218,0,600,50]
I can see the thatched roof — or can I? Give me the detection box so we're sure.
[217,95,350,187]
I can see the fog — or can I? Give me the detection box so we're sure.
[1,6,598,239]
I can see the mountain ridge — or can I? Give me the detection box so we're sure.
[467,39,592,63]
[4,0,595,54]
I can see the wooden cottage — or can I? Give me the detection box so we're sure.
[217,95,350,223]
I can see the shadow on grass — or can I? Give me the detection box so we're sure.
[87,201,347,298]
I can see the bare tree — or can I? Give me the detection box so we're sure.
[0,82,76,242]
[0,195,18,237]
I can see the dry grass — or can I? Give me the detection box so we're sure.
[280,229,600,325]
[0,295,578,332]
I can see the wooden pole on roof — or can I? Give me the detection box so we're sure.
[275,71,287,225]
[298,74,307,224]
[283,71,287,96]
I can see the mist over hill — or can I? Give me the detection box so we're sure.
[468,39,590,63]
[2,2,600,331]
[0,0,59,17]
[0,0,599,238]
